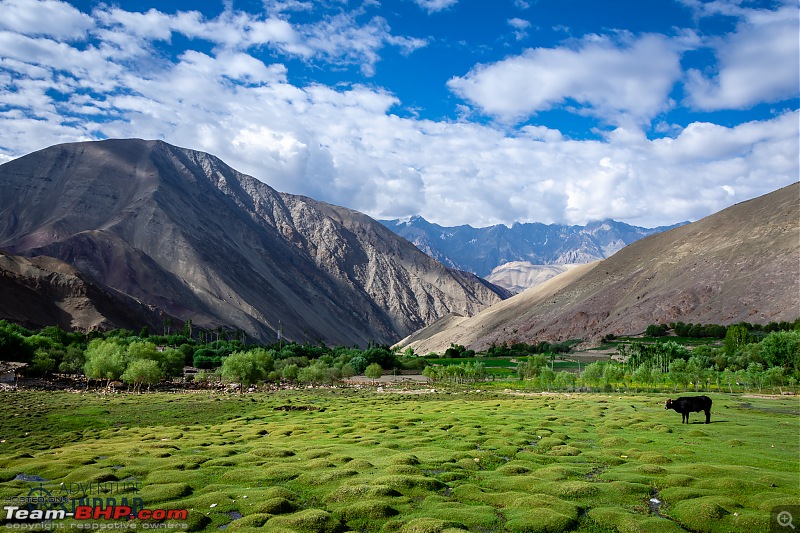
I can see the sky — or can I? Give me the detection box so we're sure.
[0,0,797,228]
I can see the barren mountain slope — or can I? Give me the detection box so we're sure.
[399,183,800,353]
[0,251,172,333]
[0,139,507,345]
[485,262,575,294]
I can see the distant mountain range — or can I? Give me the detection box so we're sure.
[381,216,686,278]
[0,139,507,345]
[398,183,800,352]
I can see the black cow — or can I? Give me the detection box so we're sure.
[665,396,712,424]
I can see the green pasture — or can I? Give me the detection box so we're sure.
[0,389,797,532]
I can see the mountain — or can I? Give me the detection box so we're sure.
[0,139,508,346]
[397,183,800,353]
[380,216,686,279]
[0,250,173,333]
[484,262,576,294]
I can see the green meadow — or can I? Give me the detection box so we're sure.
[0,389,798,533]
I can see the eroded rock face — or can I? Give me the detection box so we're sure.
[0,139,507,345]
[0,251,172,333]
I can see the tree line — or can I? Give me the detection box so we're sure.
[1,319,797,394]
[0,321,420,391]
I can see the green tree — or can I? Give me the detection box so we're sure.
[348,355,368,374]
[686,356,709,391]
[127,340,159,362]
[581,362,603,391]
[539,366,556,391]
[84,339,126,386]
[159,348,185,378]
[58,345,86,375]
[281,364,299,382]
[668,359,689,391]
[365,363,383,384]
[603,363,625,392]
[747,362,765,393]
[632,364,652,392]
[554,371,576,391]
[763,366,786,394]
[28,349,57,377]
[121,359,164,393]
[760,331,800,371]
[220,351,266,392]
[298,362,332,385]
[721,368,736,393]
[341,363,356,379]
[724,324,751,356]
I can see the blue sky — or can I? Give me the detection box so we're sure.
[0,0,797,227]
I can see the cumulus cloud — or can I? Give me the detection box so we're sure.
[0,0,93,39]
[508,18,531,40]
[447,33,683,125]
[0,0,796,231]
[684,3,799,110]
[413,0,459,14]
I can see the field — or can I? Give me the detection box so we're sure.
[0,388,798,533]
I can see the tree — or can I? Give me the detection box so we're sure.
[539,367,556,391]
[59,345,86,375]
[760,331,800,371]
[668,359,689,391]
[127,340,159,362]
[298,362,332,385]
[632,364,652,392]
[341,363,356,379]
[121,359,163,393]
[686,356,709,391]
[721,368,736,393]
[84,339,126,386]
[220,351,266,392]
[763,366,786,394]
[646,324,668,337]
[281,364,299,382]
[603,363,625,392]
[554,371,576,391]
[747,362,765,393]
[724,325,750,356]
[365,363,383,384]
[581,362,603,391]
[28,349,57,377]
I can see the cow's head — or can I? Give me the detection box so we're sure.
[665,399,673,409]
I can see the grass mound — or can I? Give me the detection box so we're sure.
[139,482,192,503]
[398,517,469,532]
[263,509,341,533]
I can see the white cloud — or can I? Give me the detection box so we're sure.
[684,4,799,110]
[0,0,93,40]
[413,0,459,14]
[508,18,530,30]
[508,18,530,40]
[447,33,683,125]
[0,0,795,231]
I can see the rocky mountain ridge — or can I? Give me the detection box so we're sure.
[0,139,508,345]
[381,216,686,279]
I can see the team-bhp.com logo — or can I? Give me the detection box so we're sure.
[2,480,189,529]
[4,505,187,521]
